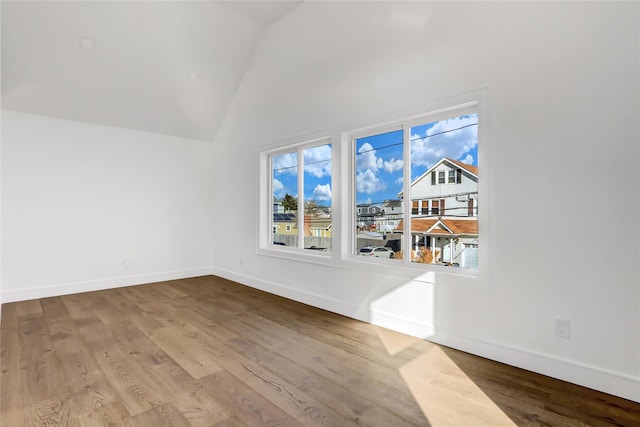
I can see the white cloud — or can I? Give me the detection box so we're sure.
[356,142,383,172]
[356,169,387,194]
[272,178,284,196]
[460,154,474,165]
[383,158,403,173]
[312,183,332,201]
[304,144,332,178]
[411,114,478,169]
[273,152,298,176]
[396,176,404,185]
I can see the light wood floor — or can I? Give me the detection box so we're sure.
[1,276,639,426]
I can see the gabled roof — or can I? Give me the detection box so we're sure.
[398,157,478,197]
[445,157,478,176]
[395,218,478,235]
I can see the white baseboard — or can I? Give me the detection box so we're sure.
[375,310,640,404]
[370,309,436,338]
[211,267,359,320]
[1,267,214,303]
[433,329,640,403]
[217,270,640,403]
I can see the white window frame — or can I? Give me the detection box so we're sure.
[258,89,489,281]
[258,136,334,261]
[344,94,488,278]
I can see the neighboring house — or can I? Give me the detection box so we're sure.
[306,215,332,238]
[356,204,383,232]
[273,196,284,214]
[273,212,297,235]
[380,199,403,233]
[397,157,479,268]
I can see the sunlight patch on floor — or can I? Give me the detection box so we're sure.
[399,346,516,426]
[372,324,426,356]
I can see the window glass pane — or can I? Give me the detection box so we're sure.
[272,151,298,248]
[303,143,332,253]
[409,113,478,268]
[355,129,403,260]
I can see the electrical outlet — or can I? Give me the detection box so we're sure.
[555,318,570,339]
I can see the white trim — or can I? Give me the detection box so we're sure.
[429,328,640,404]
[211,266,358,319]
[370,309,640,403]
[0,267,213,303]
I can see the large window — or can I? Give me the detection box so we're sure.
[352,103,479,269]
[268,139,332,254]
[259,95,484,272]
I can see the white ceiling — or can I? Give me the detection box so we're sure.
[1,1,301,141]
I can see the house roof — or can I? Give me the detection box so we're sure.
[398,157,478,197]
[395,218,478,235]
[445,157,478,176]
[273,213,296,222]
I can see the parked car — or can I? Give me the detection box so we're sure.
[359,246,395,258]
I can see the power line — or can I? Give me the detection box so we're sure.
[356,122,478,156]
[274,123,478,171]
[273,158,331,173]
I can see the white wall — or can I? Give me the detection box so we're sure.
[211,2,640,401]
[1,110,214,302]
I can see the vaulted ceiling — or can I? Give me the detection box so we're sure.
[1,1,301,141]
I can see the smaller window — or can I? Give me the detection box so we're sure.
[273,225,277,233]
[438,171,445,184]
[448,169,455,183]
[432,199,439,215]
[286,224,292,232]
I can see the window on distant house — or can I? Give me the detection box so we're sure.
[262,138,332,255]
[351,101,480,269]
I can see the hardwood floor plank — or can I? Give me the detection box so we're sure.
[18,315,68,408]
[228,313,428,424]
[40,296,72,321]
[226,335,420,427]
[93,344,168,416]
[147,325,224,379]
[15,299,43,317]
[200,370,303,427]
[77,401,130,427]
[1,303,25,426]
[123,335,232,426]
[26,395,79,427]
[175,319,362,427]
[123,402,191,427]
[3,275,640,427]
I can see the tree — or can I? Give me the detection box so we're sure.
[304,199,318,215]
[281,193,298,212]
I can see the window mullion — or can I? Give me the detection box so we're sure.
[298,148,304,250]
[402,124,412,264]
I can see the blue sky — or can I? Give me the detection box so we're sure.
[356,114,478,204]
[272,144,333,207]
[272,113,478,207]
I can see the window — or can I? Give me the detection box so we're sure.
[352,102,479,269]
[265,138,332,254]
